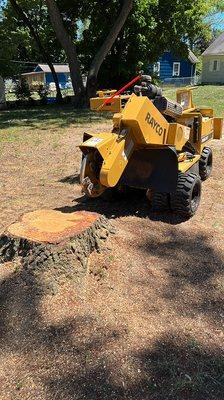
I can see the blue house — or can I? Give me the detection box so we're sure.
[149,50,198,84]
[22,64,71,89]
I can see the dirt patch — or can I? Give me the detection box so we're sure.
[0,117,223,399]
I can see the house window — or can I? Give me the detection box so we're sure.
[153,62,160,76]
[173,62,180,77]
[210,59,220,72]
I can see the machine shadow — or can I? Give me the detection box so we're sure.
[57,188,187,225]
[59,173,80,185]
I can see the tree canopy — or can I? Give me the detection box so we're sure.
[76,0,213,87]
[0,0,222,101]
[0,0,65,78]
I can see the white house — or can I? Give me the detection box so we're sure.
[201,32,224,84]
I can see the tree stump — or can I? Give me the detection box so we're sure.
[0,209,114,293]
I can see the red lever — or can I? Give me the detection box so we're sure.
[97,74,142,111]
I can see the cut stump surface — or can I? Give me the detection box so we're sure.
[0,209,114,293]
[6,209,101,244]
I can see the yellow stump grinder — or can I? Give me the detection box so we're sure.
[79,75,223,218]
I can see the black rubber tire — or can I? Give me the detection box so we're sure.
[170,172,202,218]
[199,147,212,181]
[151,192,170,212]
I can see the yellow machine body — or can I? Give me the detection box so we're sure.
[79,86,223,198]
[90,89,130,113]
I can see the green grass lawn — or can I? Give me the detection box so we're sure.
[6,89,75,102]
[0,103,110,138]
[1,85,224,141]
[164,85,224,116]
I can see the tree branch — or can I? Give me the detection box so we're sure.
[88,0,133,79]
[9,0,62,101]
[46,0,85,104]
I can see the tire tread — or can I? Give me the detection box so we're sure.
[170,172,201,217]
[199,147,212,181]
[152,192,170,211]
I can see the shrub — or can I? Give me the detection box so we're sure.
[15,77,31,101]
[37,84,49,104]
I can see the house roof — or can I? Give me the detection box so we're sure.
[188,49,199,64]
[21,71,44,76]
[162,49,198,63]
[202,32,224,56]
[35,64,70,73]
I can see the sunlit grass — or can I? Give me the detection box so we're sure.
[0,104,110,136]
[164,85,224,116]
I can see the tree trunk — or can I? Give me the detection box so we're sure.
[87,0,133,100]
[10,0,63,102]
[0,76,6,109]
[0,209,114,293]
[46,0,85,107]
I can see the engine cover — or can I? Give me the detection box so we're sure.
[153,96,183,118]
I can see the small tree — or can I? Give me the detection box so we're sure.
[15,77,31,101]
[37,84,49,104]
